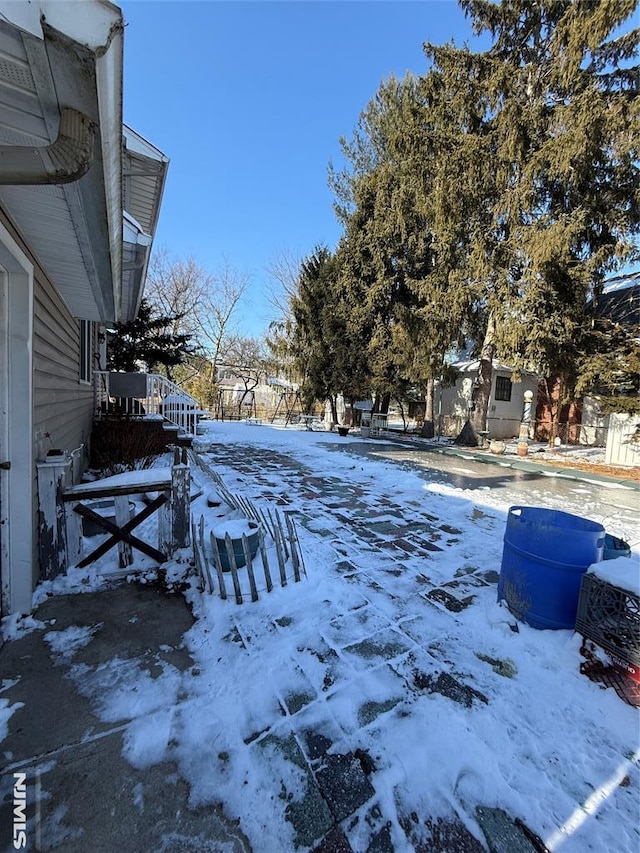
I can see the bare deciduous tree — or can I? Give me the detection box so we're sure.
[265,248,303,321]
[144,248,250,406]
[145,248,210,341]
[196,261,250,383]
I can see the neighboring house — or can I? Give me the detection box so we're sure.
[534,271,640,456]
[595,271,640,325]
[436,360,539,440]
[0,1,167,616]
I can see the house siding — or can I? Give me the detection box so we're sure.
[437,370,539,439]
[1,206,100,595]
[33,275,95,467]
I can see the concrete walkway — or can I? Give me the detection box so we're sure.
[0,584,534,853]
[424,441,640,491]
[367,432,640,491]
[0,586,251,853]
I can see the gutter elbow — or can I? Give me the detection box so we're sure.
[0,108,96,185]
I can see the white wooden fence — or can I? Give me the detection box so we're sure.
[605,414,640,468]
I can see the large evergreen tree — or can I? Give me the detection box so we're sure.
[289,246,372,423]
[429,0,639,439]
[314,0,638,443]
[331,74,473,432]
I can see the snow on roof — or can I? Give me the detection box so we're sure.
[597,272,640,326]
[602,270,640,295]
[450,358,537,375]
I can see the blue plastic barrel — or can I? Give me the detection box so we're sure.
[498,506,605,630]
[603,533,631,560]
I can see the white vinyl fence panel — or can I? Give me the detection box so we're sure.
[605,413,640,468]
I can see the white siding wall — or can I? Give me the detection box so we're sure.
[580,396,609,446]
[1,209,99,601]
[437,371,539,439]
[437,378,472,436]
[487,373,539,439]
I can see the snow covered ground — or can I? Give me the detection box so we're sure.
[4,421,640,852]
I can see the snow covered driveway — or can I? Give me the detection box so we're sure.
[6,421,636,853]
[169,422,638,852]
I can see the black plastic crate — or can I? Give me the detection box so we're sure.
[575,573,640,668]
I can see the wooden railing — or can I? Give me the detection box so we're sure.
[93,371,202,435]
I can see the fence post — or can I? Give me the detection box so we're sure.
[157,490,172,557]
[36,455,73,579]
[114,495,133,567]
[65,500,83,568]
[171,447,191,549]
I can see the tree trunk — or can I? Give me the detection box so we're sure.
[421,378,435,438]
[545,375,565,447]
[471,312,496,435]
[329,395,338,426]
[395,397,407,431]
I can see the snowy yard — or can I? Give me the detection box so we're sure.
[4,421,639,852]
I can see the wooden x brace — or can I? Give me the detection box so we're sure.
[74,494,168,568]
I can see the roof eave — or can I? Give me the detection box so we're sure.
[95,21,124,320]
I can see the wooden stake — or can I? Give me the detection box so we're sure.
[191,518,202,583]
[272,522,287,587]
[241,535,259,602]
[275,509,290,560]
[198,515,215,593]
[290,516,308,578]
[258,507,274,539]
[210,532,228,600]
[285,514,301,582]
[268,508,289,560]
[258,528,273,593]
[225,533,243,604]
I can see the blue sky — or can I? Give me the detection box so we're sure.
[120,1,479,336]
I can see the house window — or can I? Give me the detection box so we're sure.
[79,320,92,383]
[494,375,512,402]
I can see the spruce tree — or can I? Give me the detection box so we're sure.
[430,0,639,440]
[290,247,366,422]
[107,299,194,375]
[332,74,474,432]
[326,0,638,442]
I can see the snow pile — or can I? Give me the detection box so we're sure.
[44,623,104,662]
[211,518,258,539]
[589,555,640,596]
